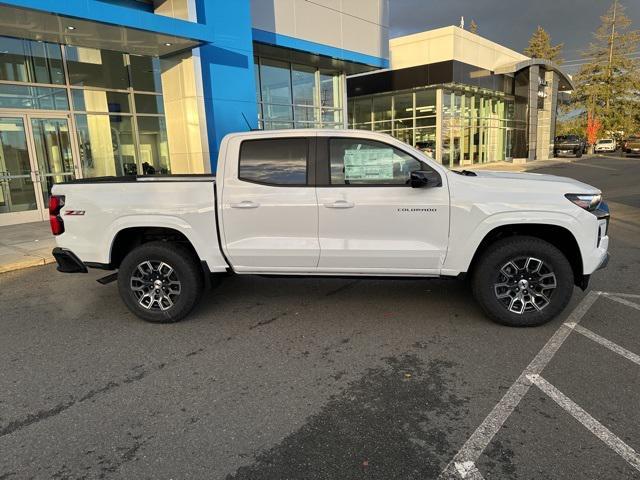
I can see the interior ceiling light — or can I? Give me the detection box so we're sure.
[66,26,76,30]
[164,42,172,46]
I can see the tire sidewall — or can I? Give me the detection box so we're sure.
[473,237,574,327]
[117,242,202,323]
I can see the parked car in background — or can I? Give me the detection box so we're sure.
[554,135,584,157]
[415,140,436,157]
[50,129,610,328]
[623,135,640,157]
[594,138,617,153]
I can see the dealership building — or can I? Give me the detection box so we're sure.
[0,0,572,227]
[347,26,574,167]
[0,0,389,225]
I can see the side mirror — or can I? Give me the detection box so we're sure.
[410,170,442,188]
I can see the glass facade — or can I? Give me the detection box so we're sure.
[0,35,171,178]
[254,56,344,130]
[348,84,526,167]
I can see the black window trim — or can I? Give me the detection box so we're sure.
[237,136,316,187]
[316,136,437,188]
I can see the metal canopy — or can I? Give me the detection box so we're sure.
[0,4,201,57]
[494,58,575,91]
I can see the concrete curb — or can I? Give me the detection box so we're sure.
[0,254,56,275]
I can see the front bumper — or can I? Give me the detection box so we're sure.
[52,247,88,273]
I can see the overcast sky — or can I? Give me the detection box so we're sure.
[389,0,640,73]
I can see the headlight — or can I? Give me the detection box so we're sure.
[565,193,602,211]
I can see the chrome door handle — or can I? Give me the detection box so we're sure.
[324,200,355,209]
[230,200,260,209]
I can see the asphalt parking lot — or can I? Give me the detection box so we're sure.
[1,154,639,479]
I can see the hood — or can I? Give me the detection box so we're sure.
[451,170,600,194]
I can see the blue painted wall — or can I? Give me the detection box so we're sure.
[195,0,258,171]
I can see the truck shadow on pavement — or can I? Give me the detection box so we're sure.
[226,352,469,480]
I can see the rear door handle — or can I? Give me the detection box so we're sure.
[230,201,260,209]
[324,200,355,209]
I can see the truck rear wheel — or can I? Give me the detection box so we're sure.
[117,241,203,323]
[472,236,574,327]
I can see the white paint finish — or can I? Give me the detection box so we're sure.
[565,323,640,366]
[250,0,389,60]
[438,291,601,479]
[54,129,609,279]
[455,461,485,479]
[52,180,228,272]
[528,374,640,473]
[218,131,320,270]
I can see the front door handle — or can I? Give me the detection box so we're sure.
[230,200,260,209]
[324,200,355,209]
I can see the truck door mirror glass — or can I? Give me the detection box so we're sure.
[410,170,442,188]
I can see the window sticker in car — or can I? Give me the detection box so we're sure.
[343,148,394,181]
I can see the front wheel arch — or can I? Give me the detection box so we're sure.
[467,224,583,287]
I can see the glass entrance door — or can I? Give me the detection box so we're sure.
[0,115,78,226]
[0,117,41,225]
[29,117,76,207]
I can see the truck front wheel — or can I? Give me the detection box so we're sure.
[117,241,203,323]
[472,236,574,327]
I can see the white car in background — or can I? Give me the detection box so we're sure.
[594,138,617,153]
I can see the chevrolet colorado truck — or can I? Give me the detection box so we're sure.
[50,130,610,327]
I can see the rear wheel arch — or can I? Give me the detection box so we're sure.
[109,227,201,270]
[468,224,584,286]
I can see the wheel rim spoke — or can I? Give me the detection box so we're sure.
[494,256,557,315]
[130,259,181,312]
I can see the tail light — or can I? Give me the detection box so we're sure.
[49,195,65,235]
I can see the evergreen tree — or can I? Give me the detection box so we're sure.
[469,20,478,34]
[572,1,640,135]
[524,26,564,63]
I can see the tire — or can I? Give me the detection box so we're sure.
[471,236,574,327]
[575,150,582,158]
[117,241,203,323]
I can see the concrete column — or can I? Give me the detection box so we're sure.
[435,88,443,164]
[527,65,540,161]
[155,0,211,173]
[536,70,558,161]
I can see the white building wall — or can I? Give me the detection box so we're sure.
[250,0,389,60]
[390,26,528,71]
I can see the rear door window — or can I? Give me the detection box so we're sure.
[239,138,308,186]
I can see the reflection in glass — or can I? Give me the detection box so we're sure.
[137,116,170,174]
[30,118,75,204]
[129,55,162,92]
[0,117,37,213]
[0,36,64,84]
[0,84,68,110]
[65,46,128,89]
[71,89,130,113]
[239,138,307,185]
[260,59,293,123]
[134,94,164,114]
[75,114,137,177]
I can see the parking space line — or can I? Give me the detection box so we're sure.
[605,295,640,312]
[565,322,640,366]
[455,461,485,479]
[527,374,640,473]
[600,292,640,299]
[437,290,602,479]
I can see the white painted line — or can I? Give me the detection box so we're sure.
[564,322,640,366]
[605,295,640,312]
[528,374,640,473]
[600,292,640,300]
[437,290,601,479]
[455,461,485,479]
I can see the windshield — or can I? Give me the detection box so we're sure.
[598,139,614,144]
[556,135,580,142]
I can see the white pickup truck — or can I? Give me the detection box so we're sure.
[50,130,610,327]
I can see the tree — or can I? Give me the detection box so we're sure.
[469,20,478,34]
[572,1,640,135]
[524,26,564,63]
